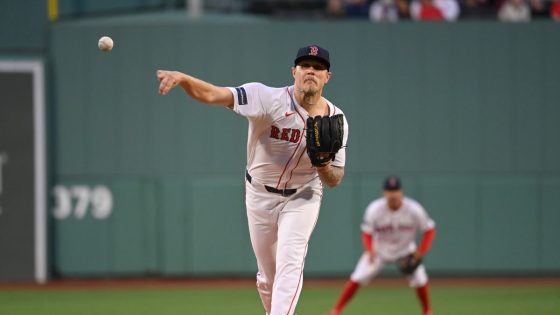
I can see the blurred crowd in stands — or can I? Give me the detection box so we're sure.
[56,0,560,22]
[244,0,560,21]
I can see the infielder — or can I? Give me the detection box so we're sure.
[327,176,436,315]
[157,45,349,315]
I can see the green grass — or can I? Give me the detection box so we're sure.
[1,284,559,315]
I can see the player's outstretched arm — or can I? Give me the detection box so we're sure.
[157,70,234,108]
[316,164,344,188]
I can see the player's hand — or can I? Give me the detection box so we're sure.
[157,70,181,95]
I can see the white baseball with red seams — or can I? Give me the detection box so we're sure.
[227,82,348,315]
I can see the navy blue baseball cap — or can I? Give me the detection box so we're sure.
[294,45,330,70]
[383,176,402,191]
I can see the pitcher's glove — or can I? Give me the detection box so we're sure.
[306,114,344,167]
[396,253,422,275]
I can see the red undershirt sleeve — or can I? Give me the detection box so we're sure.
[362,231,374,253]
[418,228,436,255]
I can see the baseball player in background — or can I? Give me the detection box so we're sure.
[327,176,436,315]
[157,45,349,315]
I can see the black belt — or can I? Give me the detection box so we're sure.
[245,171,297,197]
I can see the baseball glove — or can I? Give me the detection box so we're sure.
[396,253,422,275]
[305,114,344,167]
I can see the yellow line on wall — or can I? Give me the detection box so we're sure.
[48,0,59,21]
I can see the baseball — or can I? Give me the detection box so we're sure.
[98,36,114,52]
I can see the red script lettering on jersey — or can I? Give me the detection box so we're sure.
[270,126,301,143]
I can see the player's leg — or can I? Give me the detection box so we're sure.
[245,182,283,314]
[327,281,359,315]
[249,220,277,315]
[269,187,322,315]
[328,253,386,315]
[407,265,431,315]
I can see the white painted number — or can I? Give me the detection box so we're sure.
[71,185,90,219]
[91,186,113,219]
[52,185,72,219]
[52,185,113,220]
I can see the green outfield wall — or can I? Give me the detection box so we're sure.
[0,1,47,52]
[47,17,560,277]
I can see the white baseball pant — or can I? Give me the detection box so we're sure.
[245,175,322,315]
[350,252,429,288]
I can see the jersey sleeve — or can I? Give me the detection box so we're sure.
[331,112,349,167]
[227,82,267,119]
[360,203,377,234]
[411,200,435,231]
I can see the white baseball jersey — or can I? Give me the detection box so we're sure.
[227,83,348,190]
[227,82,348,315]
[361,197,435,261]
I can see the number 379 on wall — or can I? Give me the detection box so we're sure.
[52,185,113,220]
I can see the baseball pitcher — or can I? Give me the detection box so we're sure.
[157,44,349,315]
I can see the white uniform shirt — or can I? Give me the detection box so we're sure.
[227,83,349,189]
[361,197,435,261]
